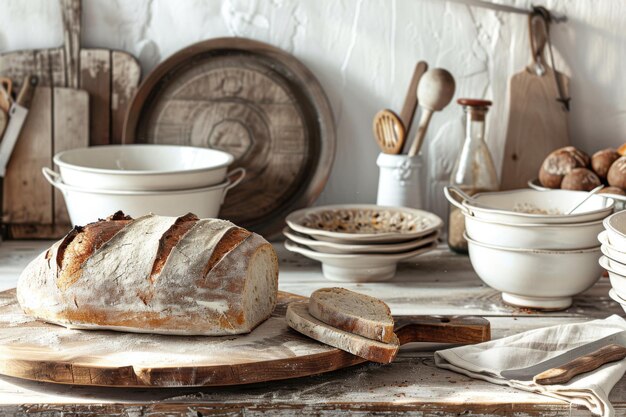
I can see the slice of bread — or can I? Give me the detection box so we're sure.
[308,287,395,343]
[287,302,399,364]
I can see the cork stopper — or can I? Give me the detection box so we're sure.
[457,98,492,121]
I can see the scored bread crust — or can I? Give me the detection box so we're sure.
[17,213,279,336]
[308,287,395,343]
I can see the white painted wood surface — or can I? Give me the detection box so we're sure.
[0,240,623,415]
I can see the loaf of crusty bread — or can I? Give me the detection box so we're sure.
[308,287,396,343]
[17,212,279,336]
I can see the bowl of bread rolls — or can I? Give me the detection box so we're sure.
[530,145,626,210]
[445,148,618,310]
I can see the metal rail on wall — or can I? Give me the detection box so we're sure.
[445,0,567,23]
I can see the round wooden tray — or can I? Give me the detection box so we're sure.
[0,289,489,388]
[122,38,336,238]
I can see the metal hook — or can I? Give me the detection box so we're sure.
[528,6,571,111]
[528,11,548,76]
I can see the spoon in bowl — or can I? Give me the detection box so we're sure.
[565,185,605,215]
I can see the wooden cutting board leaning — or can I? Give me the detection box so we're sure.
[500,9,570,190]
[0,0,140,239]
[0,289,489,387]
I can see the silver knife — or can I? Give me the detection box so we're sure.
[0,75,38,177]
[501,330,626,384]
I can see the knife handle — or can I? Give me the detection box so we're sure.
[394,315,490,345]
[15,75,38,109]
[534,344,626,385]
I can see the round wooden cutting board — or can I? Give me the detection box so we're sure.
[122,38,336,238]
[0,288,490,388]
[0,290,361,387]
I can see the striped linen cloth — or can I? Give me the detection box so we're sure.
[435,315,626,417]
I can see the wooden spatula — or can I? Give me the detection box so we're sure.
[373,109,406,154]
[286,302,490,364]
[500,11,570,190]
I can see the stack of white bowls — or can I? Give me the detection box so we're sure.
[599,211,626,311]
[283,204,443,282]
[445,186,614,310]
[43,145,244,225]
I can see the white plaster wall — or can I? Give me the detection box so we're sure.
[0,0,624,220]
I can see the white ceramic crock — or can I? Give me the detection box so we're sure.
[465,233,602,310]
[43,167,245,225]
[464,215,604,250]
[54,145,235,191]
[376,153,423,208]
[445,186,614,224]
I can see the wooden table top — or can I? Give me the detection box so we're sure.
[0,239,623,416]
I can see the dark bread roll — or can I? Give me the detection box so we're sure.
[561,168,601,191]
[592,148,620,181]
[539,146,590,188]
[599,186,626,196]
[17,212,279,336]
[608,156,626,190]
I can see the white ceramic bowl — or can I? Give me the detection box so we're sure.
[284,240,437,282]
[464,215,604,250]
[465,233,602,310]
[598,231,626,264]
[603,211,626,249]
[609,289,626,314]
[43,167,244,225]
[286,205,443,243]
[599,256,626,300]
[54,145,235,191]
[283,227,440,254]
[528,178,626,211]
[445,186,614,225]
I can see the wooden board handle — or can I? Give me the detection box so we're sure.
[399,61,428,134]
[534,344,626,385]
[60,0,82,88]
[394,315,490,345]
[16,76,38,108]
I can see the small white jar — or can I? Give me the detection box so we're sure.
[376,153,423,208]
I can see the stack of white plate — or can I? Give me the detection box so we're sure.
[42,145,244,225]
[284,204,443,282]
[599,211,626,311]
[445,186,614,310]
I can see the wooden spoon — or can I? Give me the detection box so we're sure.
[373,109,406,154]
[407,68,456,157]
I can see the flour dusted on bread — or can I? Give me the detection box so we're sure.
[308,287,396,343]
[17,212,279,336]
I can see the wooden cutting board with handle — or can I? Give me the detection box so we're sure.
[500,12,570,190]
[0,0,140,147]
[0,0,137,238]
[0,289,489,387]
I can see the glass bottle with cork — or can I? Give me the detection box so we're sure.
[447,99,499,254]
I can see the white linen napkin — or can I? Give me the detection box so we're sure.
[435,315,626,417]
